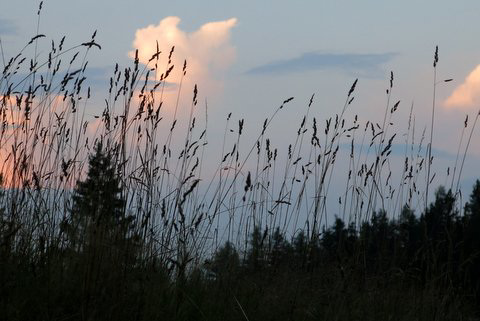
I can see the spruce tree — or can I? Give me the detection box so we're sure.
[65,142,136,320]
[67,142,132,251]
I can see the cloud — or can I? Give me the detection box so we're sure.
[129,16,237,104]
[247,52,396,77]
[0,93,79,187]
[444,65,480,109]
[82,66,112,87]
[0,18,17,35]
[12,66,112,93]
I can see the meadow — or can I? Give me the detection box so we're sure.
[1,4,480,320]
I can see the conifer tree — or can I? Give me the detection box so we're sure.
[67,142,129,252]
[65,142,136,320]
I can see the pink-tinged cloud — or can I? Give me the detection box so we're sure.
[129,16,237,99]
[445,65,480,109]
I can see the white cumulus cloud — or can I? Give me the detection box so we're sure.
[445,65,480,109]
[129,16,237,99]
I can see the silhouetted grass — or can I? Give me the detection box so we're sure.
[1,3,480,320]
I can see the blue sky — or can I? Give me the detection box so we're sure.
[2,0,480,213]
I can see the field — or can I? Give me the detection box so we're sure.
[1,4,480,320]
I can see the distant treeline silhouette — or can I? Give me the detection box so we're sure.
[1,143,480,320]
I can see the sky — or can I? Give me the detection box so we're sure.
[2,0,480,215]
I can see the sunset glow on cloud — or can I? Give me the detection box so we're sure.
[445,65,480,109]
[129,16,237,102]
[0,94,91,187]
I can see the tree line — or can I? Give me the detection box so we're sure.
[1,143,480,320]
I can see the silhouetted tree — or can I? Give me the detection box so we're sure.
[420,186,458,278]
[396,205,421,269]
[210,241,240,279]
[246,226,267,271]
[64,142,137,320]
[292,230,309,269]
[268,227,292,268]
[463,180,480,300]
[321,217,347,259]
[67,143,127,250]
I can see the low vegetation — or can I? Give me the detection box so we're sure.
[1,3,479,320]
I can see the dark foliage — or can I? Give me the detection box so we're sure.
[4,177,480,320]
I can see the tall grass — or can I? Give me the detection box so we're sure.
[1,3,479,320]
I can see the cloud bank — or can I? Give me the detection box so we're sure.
[130,16,237,100]
[444,65,480,109]
[247,52,396,77]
